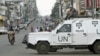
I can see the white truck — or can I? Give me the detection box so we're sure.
[22,18,100,54]
[0,27,7,34]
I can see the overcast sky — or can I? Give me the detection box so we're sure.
[36,0,56,16]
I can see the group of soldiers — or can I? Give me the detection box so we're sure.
[65,7,87,20]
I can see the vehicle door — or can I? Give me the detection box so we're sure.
[72,21,88,44]
[54,24,72,44]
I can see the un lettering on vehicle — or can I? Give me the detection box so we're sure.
[58,36,68,43]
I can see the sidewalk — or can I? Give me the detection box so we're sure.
[0,18,34,35]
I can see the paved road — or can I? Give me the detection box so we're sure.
[0,19,100,56]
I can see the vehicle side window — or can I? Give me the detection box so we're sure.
[59,24,71,32]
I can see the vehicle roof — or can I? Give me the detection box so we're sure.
[63,18,100,24]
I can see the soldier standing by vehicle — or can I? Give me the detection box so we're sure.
[65,7,78,20]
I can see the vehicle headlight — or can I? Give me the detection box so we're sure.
[22,34,28,44]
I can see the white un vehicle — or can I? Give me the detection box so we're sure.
[22,17,100,54]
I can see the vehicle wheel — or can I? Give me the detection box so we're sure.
[88,45,94,52]
[10,41,14,45]
[49,48,57,52]
[10,39,14,45]
[36,42,50,54]
[10,36,15,45]
[93,41,100,54]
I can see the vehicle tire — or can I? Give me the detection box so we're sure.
[93,41,100,54]
[10,35,15,45]
[88,45,94,52]
[49,48,57,52]
[10,38,14,45]
[10,41,14,45]
[36,42,50,54]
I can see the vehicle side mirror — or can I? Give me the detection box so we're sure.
[56,30,59,34]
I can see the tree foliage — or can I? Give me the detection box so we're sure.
[50,3,59,21]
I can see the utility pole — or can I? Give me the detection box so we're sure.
[5,2,10,20]
[59,0,62,18]
[59,0,61,18]
[71,0,73,7]
[92,0,95,18]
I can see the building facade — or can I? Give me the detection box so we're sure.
[0,0,7,28]
[22,0,38,23]
[0,0,7,16]
[57,0,100,19]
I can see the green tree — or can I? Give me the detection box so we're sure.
[50,3,59,22]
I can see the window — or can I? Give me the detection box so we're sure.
[95,8,100,18]
[59,24,71,32]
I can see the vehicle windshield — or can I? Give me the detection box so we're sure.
[51,21,64,31]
